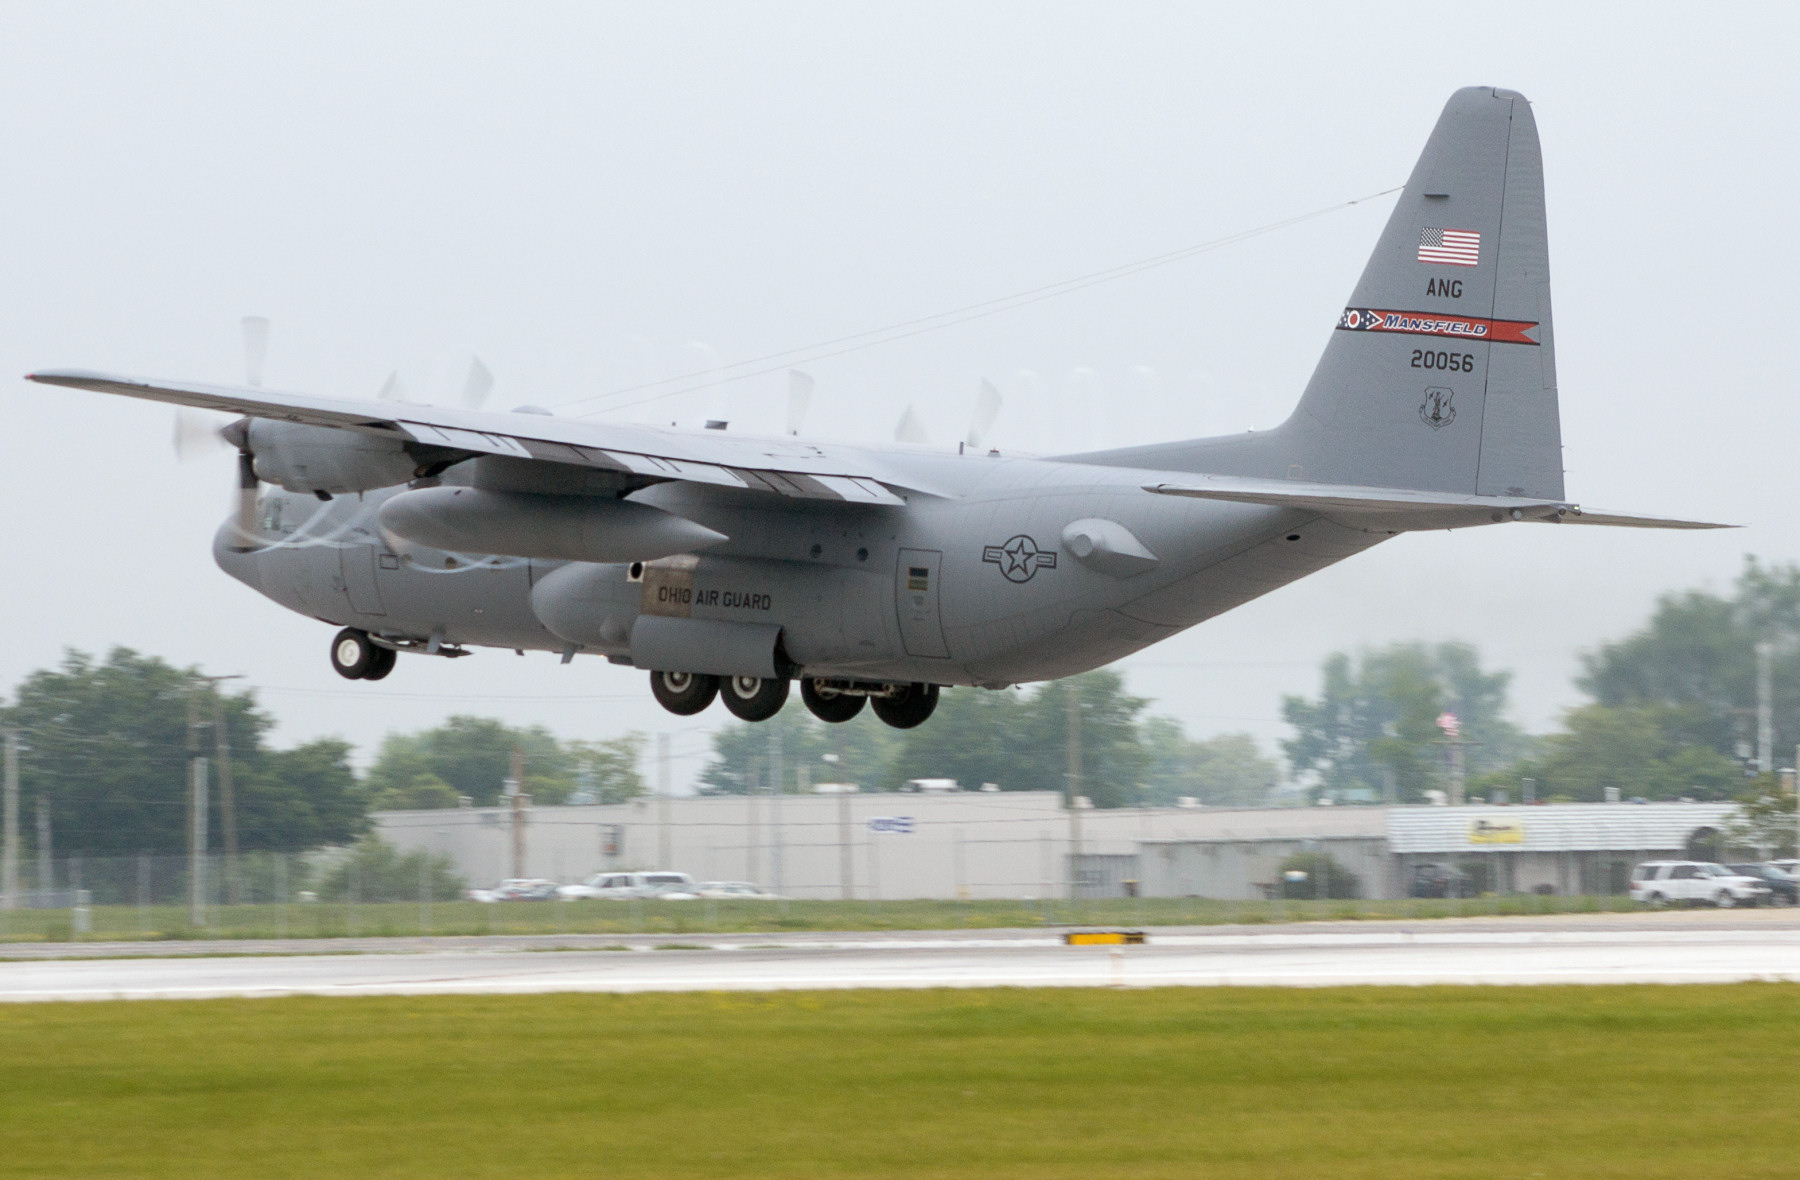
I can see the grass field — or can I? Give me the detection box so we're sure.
[0,892,1642,943]
[2,984,1796,1178]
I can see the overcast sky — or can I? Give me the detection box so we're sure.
[0,2,1793,789]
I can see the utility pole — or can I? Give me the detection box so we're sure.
[186,674,243,914]
[656,733,671,869]
[36,793,52,896]
[190,755,209,925]
[506,748,527,879]
[824,753,851,899]
[1756,642,1774,775]
[2,729,17,910]
[212,693,240,903]
[768,724,784,897]
[1066,683,1082,900]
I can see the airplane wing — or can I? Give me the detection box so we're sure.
[1145,477,1732,530]
[27,369,911,505]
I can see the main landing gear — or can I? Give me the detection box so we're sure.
[648,672,940,728]
[330,627,396,681]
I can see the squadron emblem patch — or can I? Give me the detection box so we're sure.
[982,535,1057,583]
[1420,386,1456,430]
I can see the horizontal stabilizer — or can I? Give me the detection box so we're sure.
[1145,478,1732,530]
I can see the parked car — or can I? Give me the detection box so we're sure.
[1407,862,1471,899]
[556,871,699,901]
[1630,861,1770,908]
[694,881,783,900]
[1727,863,1799,906]
[467,878,561,903]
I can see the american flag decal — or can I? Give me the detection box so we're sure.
[1418,227,1480,267]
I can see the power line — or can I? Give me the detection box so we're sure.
[545,185,1402,417]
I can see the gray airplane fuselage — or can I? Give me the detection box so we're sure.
[216,446,1381,687]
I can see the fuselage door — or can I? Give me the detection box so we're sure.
[895,548,949,658]
[339,545,387,616]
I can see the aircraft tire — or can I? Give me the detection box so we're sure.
[721,675,790,722]
[801,679,866,723]
[330,628,377,680]
[871,682,939,729]
[650,670,719,716]
[362,644,397,681]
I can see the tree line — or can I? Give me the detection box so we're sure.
[0,648,645,857]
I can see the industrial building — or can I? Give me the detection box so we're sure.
[375,793,1744,901]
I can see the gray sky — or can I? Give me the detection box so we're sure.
[0,2,1792,788]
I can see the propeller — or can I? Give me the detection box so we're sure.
[893,405,929,445]
[173,408,233,460]
[460,356,494,409]
[241,316,270,388]
[378,371,406,401]
[786,370,814,435]
[966,379,1002,450]
[173,314,271,459]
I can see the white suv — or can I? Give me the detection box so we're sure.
[1630,861,1770,908]
[556,871,699,901]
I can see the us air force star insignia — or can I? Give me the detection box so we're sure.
[982,534,1058,583]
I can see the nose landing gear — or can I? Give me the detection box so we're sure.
[330,628,396,681]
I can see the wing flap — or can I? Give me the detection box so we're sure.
[29,368,916,505]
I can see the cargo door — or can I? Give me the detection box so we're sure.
[339,545,387,616]
[894,548,948,658]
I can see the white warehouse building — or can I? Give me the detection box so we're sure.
[374,793,1747,901]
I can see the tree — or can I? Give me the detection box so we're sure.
[1275,851,1361,899]
[1579,557,1800,762]
[563,737,649,805]
[1282,642,1528,803]
[700,671,1158,807]
[698,702,898,795]
[1140,722,1277,807]
[1727,786,1796,858]
[0,648,365,855]
[366,720,646,809]
[1509,704,1742,802]
[316,836,465,902]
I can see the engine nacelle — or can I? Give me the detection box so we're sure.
[246,421,419,495]
[377,486,728,563]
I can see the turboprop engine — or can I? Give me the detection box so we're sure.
[235,420,419,495]
[376,485,728,563]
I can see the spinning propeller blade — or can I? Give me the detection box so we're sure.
[966,379,1002,449]
[786,370,814,435]
[893,405,929,445]
[460,356,494,409]
[241,316,270,388]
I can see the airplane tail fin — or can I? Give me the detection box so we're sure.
[1289,86,1560,497]
[1079,87,1562,499]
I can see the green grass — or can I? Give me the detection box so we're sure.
[0,892,1639,943]
[0,985,1796,1177]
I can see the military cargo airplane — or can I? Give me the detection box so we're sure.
[28,87,1722,729]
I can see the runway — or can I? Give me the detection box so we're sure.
[4,913,1800,1001]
